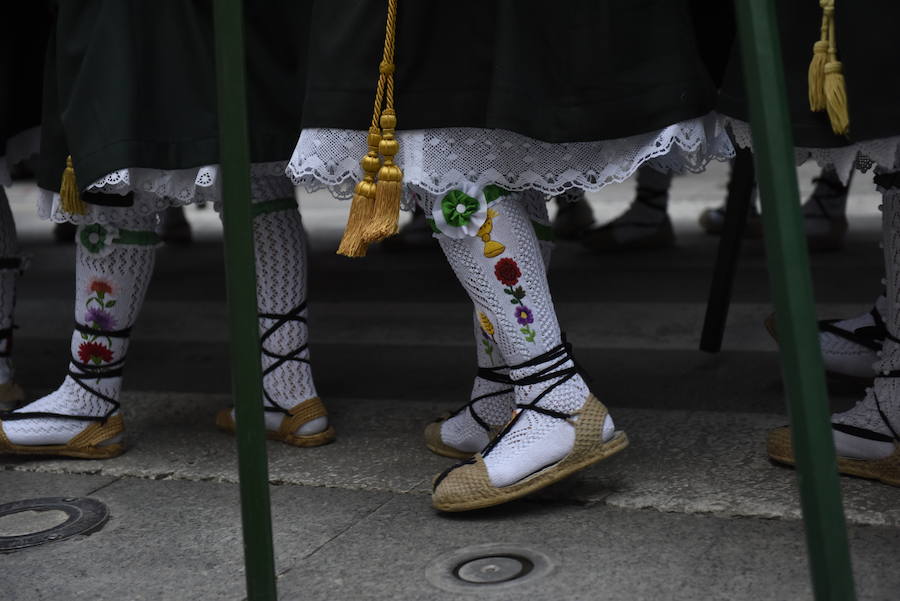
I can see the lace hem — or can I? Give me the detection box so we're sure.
[37,161,292,224]
[287,113,735,209]
[723,115,900,183]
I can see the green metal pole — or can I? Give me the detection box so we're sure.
[212,1,278,600]
[733,1,855,599]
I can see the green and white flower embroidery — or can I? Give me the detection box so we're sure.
[429,184,508,239]
[79,224,120,257]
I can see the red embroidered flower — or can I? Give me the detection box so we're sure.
[494,258,521,286]
[78,341,114,364]
[90,280,113,295]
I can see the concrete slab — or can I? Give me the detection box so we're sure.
[0,476,390,601]
[1,394,898,527]
[276,495,899,601]
[0,471,115,504]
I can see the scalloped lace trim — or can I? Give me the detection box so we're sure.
[36,161,291,225]
[723,115,900,183]
[287,113,735,207]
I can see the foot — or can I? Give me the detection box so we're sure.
[216,397,335,448]
[552,191,595,241]
[768,375,900,486]
[818,298,885,381]
[424,373,514,459]
[432,345,627,511]
[765,298,885,382]
[581,202,675,252]
[0,379,125,459]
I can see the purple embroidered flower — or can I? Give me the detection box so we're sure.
[514,305,534,325]
[85,307,117,331]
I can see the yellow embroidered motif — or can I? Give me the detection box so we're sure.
[478,208,505,258]
[478,312,495,336]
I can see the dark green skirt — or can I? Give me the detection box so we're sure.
[1,3,52,164]
[301,0,727,143]
[717,1,900,147]
[38,0,309,195]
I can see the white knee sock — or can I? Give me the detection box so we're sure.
[440,191,554,453]
[248,194,325,436]
[832,174,900,459]
[437,191,613,486]
[5,210,158,445]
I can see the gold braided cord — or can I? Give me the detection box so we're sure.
[336,0,401,257]
[808,0,849,135]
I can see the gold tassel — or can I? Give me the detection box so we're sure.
[336,128,382,257]
[59,155,88,215]
[365,109,403,243]
[823,5,849,135]
[336,0,401,256]
[807,1,830,111]
[807,40,828,111]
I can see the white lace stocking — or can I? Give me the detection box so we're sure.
[440,192,554,453]
[819,296,884,379]
[246,190,325,436]
[832,180,900,459]
[436,192,611,485]
[0,188,20,384]
[5,210,158,445]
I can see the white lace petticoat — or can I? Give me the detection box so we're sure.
[287,113,735,210]
[37,161,291,225]
[724,116,900,184]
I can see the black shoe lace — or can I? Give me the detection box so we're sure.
[1,323,130,423]
[434,338,586,490]
[258,301,309,415]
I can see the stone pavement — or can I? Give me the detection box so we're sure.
[1,162,898,600]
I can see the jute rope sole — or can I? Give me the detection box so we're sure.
[433,395,628,512]
[767,426,900,487]
[0,415,125,459]
[215,397,336,448]
[424,419,481,460]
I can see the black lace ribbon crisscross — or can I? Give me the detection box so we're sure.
[434,339,585,490]
[258,301,309,415]
[818,306,886,352]
[1,323,131,423]
[439,365,513,434]
[832,328,900,443]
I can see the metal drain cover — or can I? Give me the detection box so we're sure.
[0,497,109,552]
[426,543,554,593]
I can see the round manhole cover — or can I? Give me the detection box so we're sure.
[426,543,554,593]
[455,555,534,584]
[0,497,109,552]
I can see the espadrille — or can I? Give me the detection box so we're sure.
[424,418,479,460]
[432,394,628,512]
[0,380,25,410]
[216,396,335,448]
[0,414,125,459]
[767,425,900,487]
[424,366,512,460]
